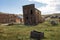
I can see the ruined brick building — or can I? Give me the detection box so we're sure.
[23,4,43,25]
[0,12,23,24]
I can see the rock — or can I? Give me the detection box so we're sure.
[50,20,58,26]
[30,30,44,40]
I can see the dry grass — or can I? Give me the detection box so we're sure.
[0,21,60,40]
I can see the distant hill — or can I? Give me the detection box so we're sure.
[42,13,60,18]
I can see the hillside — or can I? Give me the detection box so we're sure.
[42,13,60,18]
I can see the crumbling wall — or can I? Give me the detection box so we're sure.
[23,4,43,25]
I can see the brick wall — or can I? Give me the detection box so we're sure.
[23,4,42,25]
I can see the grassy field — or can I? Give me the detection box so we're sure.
[0,21,60,40]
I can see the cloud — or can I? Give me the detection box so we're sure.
[29,0,60,15]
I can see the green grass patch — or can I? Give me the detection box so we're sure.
[0,21,60,40]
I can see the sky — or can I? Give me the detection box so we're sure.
[0,0,60,15]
